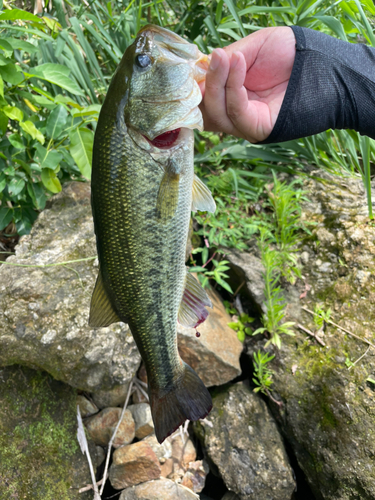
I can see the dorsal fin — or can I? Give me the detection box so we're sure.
[89,269,121,327]
[191,175,216,213]
[178,270,212,328]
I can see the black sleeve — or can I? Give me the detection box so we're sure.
[262,25,375,144]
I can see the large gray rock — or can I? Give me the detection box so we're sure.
[0,365,94,500]
[194,382,295,500]
[0,182,141,392]
[246,172,375,499]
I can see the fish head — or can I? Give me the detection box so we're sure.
[123,25,208,145]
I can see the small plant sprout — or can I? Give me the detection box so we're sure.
[313,304,332,329]
[252,350,275,396]
[228,313,255,342]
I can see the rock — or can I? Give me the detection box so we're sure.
[221,494,240,500]
[118,477,198,500]
[245,171,375,500]
[171,434,196,467]
[109,441,161,490]
[160,458,173,478]
[128,403,154,439]
[77,394,98,417]
[194,382,295,500]
[181,460,208,493]
[85,407,135,448]
[96,446,106,468]
[177,288,243,387]
[0,365,94,500]
[0,182,141,392]
[92,382,132,409]
[142,433,172,461]
[226,248,266,313]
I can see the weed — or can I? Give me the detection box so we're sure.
[252,232,295,349]
[227,313,255,343]
[313,304,332,329]
[252,350,275,396]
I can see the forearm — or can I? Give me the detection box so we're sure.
[263,26,375,143]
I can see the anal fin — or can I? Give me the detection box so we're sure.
[178,271,212,328]
[192,175,216,213]
[89,269,121,327]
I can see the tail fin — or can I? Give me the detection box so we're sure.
[150,362,212,444]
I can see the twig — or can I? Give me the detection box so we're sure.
[78,478,105,493]
[133,378,149,401]
[297,323,326,347]
[265,389,283,407]
[348,345,372,370]
[76,406,101,499]
[302,306,375,349]
[233,280,245,297]
[99,379,134,496]
[234,294,244,316]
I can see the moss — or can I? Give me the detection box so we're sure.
[0,366,89,500]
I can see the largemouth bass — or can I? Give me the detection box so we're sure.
[90,25,216,443]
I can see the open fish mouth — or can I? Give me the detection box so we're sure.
[146,128,181,149]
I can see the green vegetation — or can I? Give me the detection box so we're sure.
[313,303,332,329]
[252,350,275,396]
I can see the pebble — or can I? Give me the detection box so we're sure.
[118,477,198,500]
[181,460,208,493]
[109,441,161,490]
[85,407,135,448]
[77,395,99,418]
[128,402,154,439]
[171,435,196,467]
[91,382,131,409]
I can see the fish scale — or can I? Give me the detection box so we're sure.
[90,24,215,442]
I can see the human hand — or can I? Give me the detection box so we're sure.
[199,27,296,143]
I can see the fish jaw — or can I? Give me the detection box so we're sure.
[126,24,208,141]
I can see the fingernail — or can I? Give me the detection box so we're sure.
[209,50,221,71]
[231,52,240,69]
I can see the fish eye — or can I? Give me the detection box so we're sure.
[135,54,151,69]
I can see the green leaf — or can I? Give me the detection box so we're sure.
[0,63,24,85]
[8,177,25,196]
[237,330,245,342]
[6,38,39,53]
[20,121,45,144]
[0,8,42,22]
[0,110,8,135]
[46,104,68,139]
[0,73,3,97]
[41,168,62,193]
[2,105,23,121]
[0,39,13,57]
[0,206,12,230]
[70,104,101,118]
[26,64,84,96]
[35,144,62,170]
[0,172,6,192]
[69,127,93,179]
[8,133,24,149]
[27,182,46,210]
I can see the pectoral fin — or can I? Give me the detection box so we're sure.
[178,270,212,328]
[191,175,216,213]
[156,169,180,221]
[89,270,121,327]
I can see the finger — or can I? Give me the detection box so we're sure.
[225,52,254,135]
[199,48,234,133]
